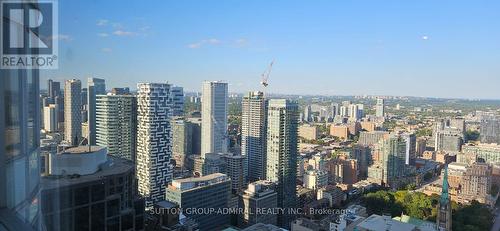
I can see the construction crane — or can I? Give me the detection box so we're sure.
[260,60,274,88]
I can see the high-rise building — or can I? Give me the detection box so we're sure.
[201,81,228,156]
[480,116,500,144]
[96,93,137,161]
[64,79,82,145]
[136,83,173,208]
[436,167,452,231]
[266,99,299,228]
[303,105,312,122]
[435,131,463,154]
[43,104,58,132]
[1,67,42,230]
[376,98,384,117]
[41,146,144,231]
[165,173,231,231]
[170,86,184,117]
[241,91,268,182]
[48,79,61,98]
[87,78,106,145]
[401,133,416,165]
[221,153,247,193]
[239,181,278,228]
[369,135,408,188]
[172,119,194,169]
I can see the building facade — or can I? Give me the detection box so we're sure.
[266,99,299,228]
[64,79,82,145]
[165,173,231,231]
[241,91,267,182]
[95,94,137,161]
[201,81,228,156]
[87,78,106,145]
[136,83,173,208]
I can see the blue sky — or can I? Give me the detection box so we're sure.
[43,0,500,99]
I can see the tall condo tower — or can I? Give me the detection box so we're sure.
[136,83,173,208]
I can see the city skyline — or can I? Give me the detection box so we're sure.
[42,0,500,99]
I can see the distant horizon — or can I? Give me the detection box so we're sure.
[40,80,500,101]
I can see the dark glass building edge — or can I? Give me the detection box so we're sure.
[0,0,42,229]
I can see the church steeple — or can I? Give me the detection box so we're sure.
[440,165,449,205]
[437,166,452,231]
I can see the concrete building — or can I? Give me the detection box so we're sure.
[355,214,416,231]
[368,135,408,188]
[64,79,82,145]
[317,186,346,207]
[330,124,349,140]
[303,170,328,190]
[358,131,390,146]
[201,81,228,156]
[136,83,173,208]
[87,77,106,145]
[480,116,500,144]
[375,98,384,117]
[170,86,184,117]
[44,104,58,132]
[435,130,463,154]
[266,99,299,228]
[172,119,194,169]
[95,93,137,161]
[221,153,247,193]
[461,143,500,165]
[401,133,416,165]
[48,79,61,98]
[241,91,268,182]
[239,181,278,228]
[165,173,231,231]
[41,146,144,231]
[299,124,319,141]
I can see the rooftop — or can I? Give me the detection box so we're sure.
[41,156,134,190]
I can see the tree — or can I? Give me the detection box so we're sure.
[465,130,480,142]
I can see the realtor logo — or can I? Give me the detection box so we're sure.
[1,0,58,69]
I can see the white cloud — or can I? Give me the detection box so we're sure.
[97,33,109,37]
[113,30,137,37]
[421,35,429,40]
[188,42,203,49]
[101,48,112,53]
[187,38,222,49]
[97,19,109,26]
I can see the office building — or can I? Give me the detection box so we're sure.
[221,153,247,193]
[401,133,416,165]
[435,130,463,154]
[48,79,61,98]
[303,105,312,122]
[44,104,58,132]
[41,146,144,231]
[172,119,194,169]
[241,91,268,182]
[239,181,278,228]
[368,135,408,188]
[136,83,173,208]
[375,98,384,117]
[0,67,42,230]
[170,86,184,117]
[64,79,82,145]
[95,93,137,161]
[266,99,299,228]
[481,116,500,144]
[165,173,231,231]
[87,78,106,145]
[358,131,390,146]
[201,81,228,156]
[186,118,202,156]
[461,143,500,165]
